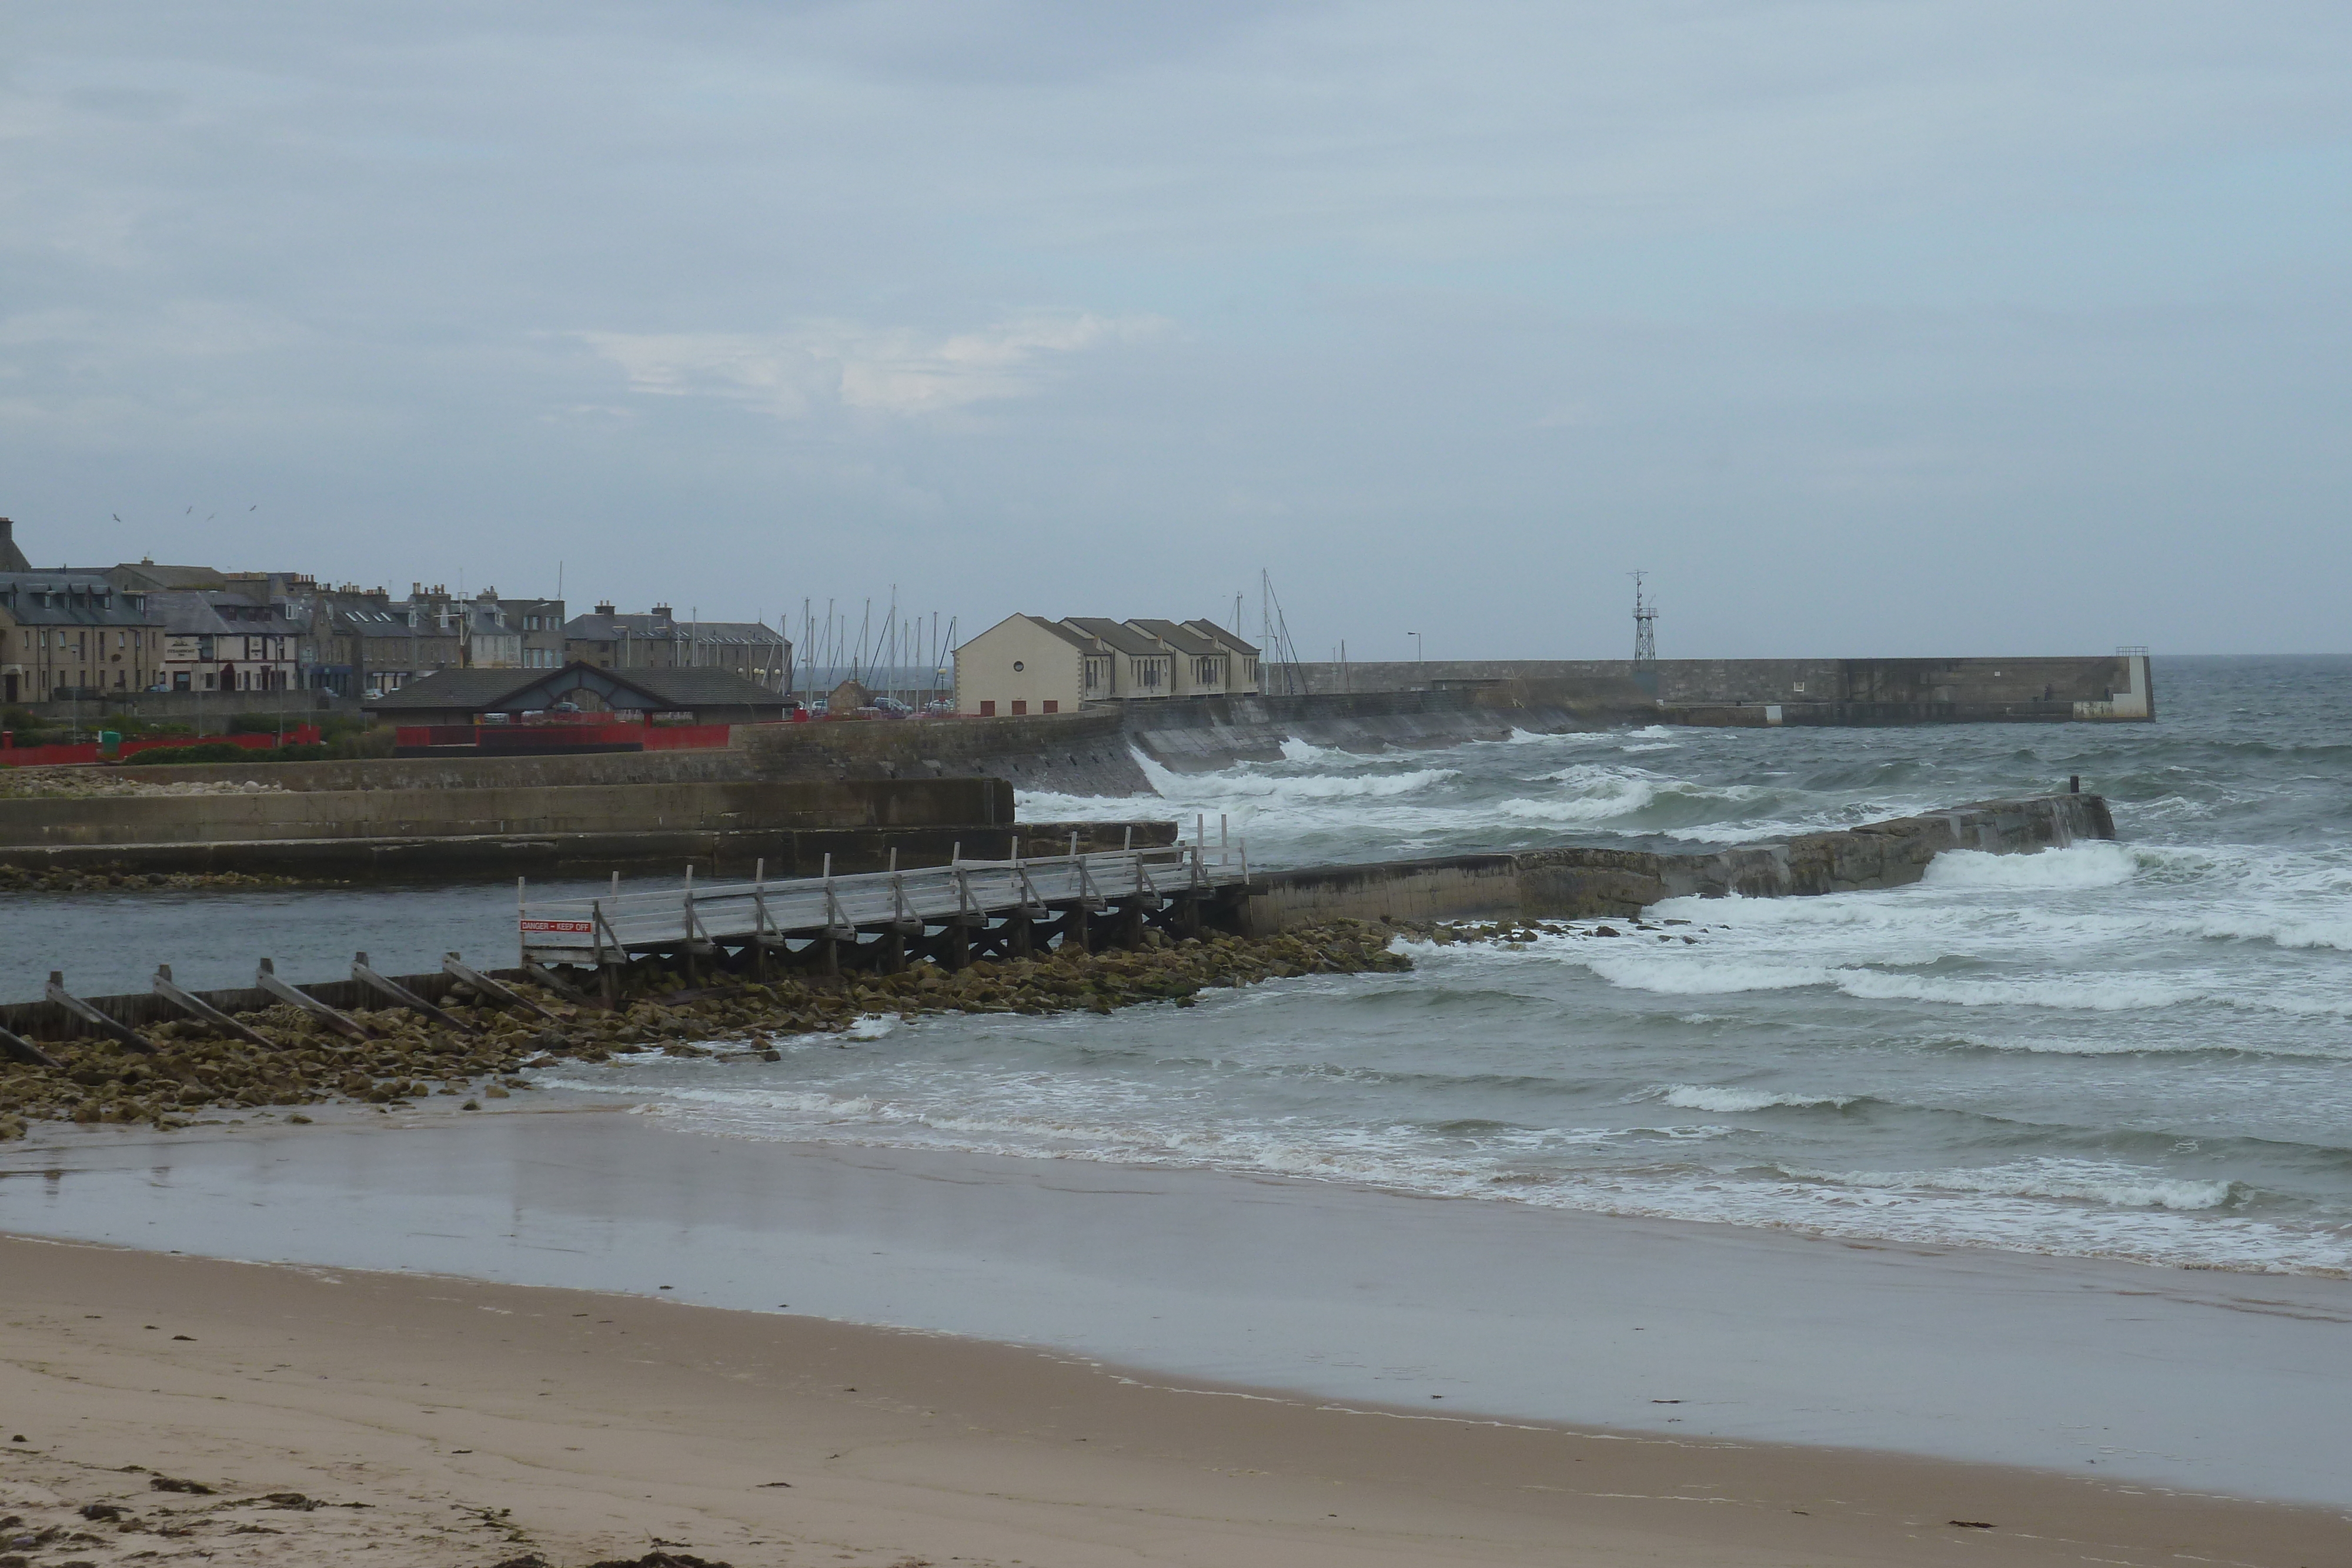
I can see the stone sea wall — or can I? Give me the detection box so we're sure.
[1240,793,2116,932]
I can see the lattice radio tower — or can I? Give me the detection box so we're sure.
[1629,571,1657,666]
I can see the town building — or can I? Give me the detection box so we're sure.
[0,570,166,703]
[1061,618,1176,703]
[951,614,1093,716]
[953,616,1262,714]
[1180,620,1261,690]
[362,661,791,727]
[152,589,302,694]
[563,603,791,691]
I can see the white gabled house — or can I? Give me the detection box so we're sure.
[951,614,1092,717]
[953,614,1264,712]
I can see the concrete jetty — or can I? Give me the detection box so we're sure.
[1240,792,2114,932]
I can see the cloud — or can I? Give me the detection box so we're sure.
[577,312,1165,419]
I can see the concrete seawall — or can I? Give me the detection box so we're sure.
[1239,793,2116,933]
[1272,653,2154,723]
[0,769,1178,877]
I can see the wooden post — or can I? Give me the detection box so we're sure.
[752,858,769,981]
[253,958,370,1041]
[46,971,155,1054]
[353,952,477,1034]
[0,1021,61,1068]
[152,963,273,1047]
[442,954,559,1021]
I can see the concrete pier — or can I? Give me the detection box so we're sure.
[1239,793,2115,932]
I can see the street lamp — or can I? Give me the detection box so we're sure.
[1408,631,1424,688]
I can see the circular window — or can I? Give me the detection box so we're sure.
[1012,660,1025,672]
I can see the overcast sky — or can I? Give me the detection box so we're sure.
[4,2,2347,658]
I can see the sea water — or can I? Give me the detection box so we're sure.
[10,657,2352,1276]
[542,656,2352,1276]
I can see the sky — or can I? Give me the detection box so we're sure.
[3,1,2348,658]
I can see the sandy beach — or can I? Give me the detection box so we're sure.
[4,1105,2350,1566]
[4,1231,2347,1568]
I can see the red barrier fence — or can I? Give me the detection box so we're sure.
[0,727,323,768]
[393,722,733,753]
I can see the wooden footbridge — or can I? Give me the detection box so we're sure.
[518,823,1254,994]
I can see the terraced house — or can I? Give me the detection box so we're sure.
[0,571,166,703]
[954,615,1261,715]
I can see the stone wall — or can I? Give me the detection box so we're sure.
[1239,793,2116,932]
[1269,654,2151,713]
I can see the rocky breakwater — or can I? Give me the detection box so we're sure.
[0,924,1406,1138]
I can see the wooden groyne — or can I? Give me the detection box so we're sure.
[1238,792,2116,934]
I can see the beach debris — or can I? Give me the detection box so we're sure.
[584,1553,733,1568]
[1949,1519,1995,1528]
[75,1505,123,1522]
[147,1476,213,1495]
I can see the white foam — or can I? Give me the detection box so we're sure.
[1829,969,2202,1011]
[846,1012,900,1039]
[1585,958,1830,995]
[1795,1159,2239,1213]
[1659,1085,1852,1113]
[1923,842,2139,891]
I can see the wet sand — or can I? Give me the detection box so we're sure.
[4,1105,2350,1563]
[5,1233,2349,1568]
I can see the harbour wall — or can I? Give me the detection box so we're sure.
[0,767,1174,877]
[1269,653,2154,723]
[1238,793,2115,933]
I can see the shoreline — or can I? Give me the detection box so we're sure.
[3,1231,2344,1568]
[6,1105,2350,1515]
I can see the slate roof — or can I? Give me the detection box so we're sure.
[0,571,158,627]
[564,611,786,648]
[1061,617,1166,658]
[1127,618,1218,657]
[148,589,300,637]
[1183,618,1259,656]
[1018,614,1096,651]
[363,660,788,714]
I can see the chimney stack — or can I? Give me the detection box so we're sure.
[0,517,29,574]
[595,601,616,616]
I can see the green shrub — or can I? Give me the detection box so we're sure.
[135,742,255,765]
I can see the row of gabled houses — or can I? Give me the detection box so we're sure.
[0,517,790,705]
[953,614,1262,716]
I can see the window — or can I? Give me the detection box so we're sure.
[980,700,996,716]
[1012,700,1027,715]
[1043,700,1058,714]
